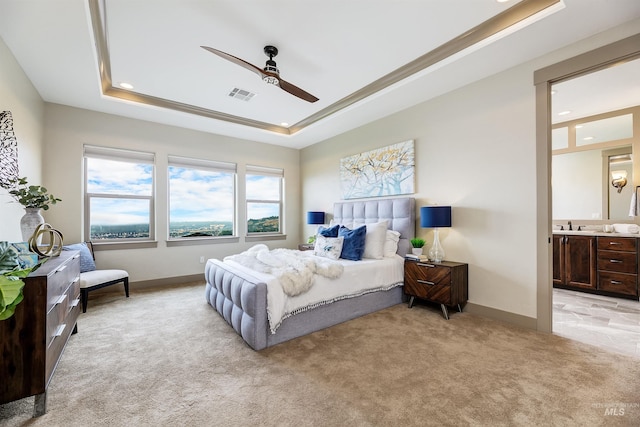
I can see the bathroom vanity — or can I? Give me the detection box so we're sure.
[553,231,639,300]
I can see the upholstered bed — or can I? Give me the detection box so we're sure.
[204,197,415,350]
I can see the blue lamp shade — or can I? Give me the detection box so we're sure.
[307,211,325,225]
[420,206,452,228]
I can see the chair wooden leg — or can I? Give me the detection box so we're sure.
[81,289,89,313]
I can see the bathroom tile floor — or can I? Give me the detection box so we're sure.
[553,288,640,359]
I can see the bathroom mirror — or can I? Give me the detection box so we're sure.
[551,56,640,222]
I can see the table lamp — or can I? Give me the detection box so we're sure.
[420,206,451,263]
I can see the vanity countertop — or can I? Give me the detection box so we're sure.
[552,230,640,238]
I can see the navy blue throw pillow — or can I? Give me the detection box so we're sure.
[338,225,367,261]
[318,224,340,238]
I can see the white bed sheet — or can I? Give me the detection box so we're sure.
[224,254,404,333]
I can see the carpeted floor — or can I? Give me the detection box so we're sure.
[1,282,639,426]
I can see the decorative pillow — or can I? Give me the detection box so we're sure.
[383,230,401,257]
[338,225,367,261]
[62,242,96,273]
[314,235,344,260]
[317,224,340,238]
[362,221,389,259]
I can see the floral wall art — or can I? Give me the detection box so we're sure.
[0,111,19,189]
[340,140,415,199]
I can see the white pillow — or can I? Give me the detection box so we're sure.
[314,235,344,260]
[383,230,401,257]
[362,221,388,259]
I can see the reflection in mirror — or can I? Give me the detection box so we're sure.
[607,150,633,219]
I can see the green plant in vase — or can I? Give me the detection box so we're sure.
[410,237,426,256]
[8,177,61,210]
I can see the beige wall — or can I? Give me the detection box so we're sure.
[0,37,45,242]
[42,104,301,282]
[301,22,640,322]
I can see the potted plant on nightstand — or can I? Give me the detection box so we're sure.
[8,177,61,242]
[410,238,425,256]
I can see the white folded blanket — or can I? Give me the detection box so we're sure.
[612,223,640,234]
[224,244,343,296]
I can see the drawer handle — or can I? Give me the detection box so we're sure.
[70,298,80,307]
[54,294,66,305]
[417,279,436,286]
[53,324,66,338]
[610,280,623,285]
[609,242,622,245]
[72,276,80,284]
[417,263,436,268]
[73,254,80,259]
[55,265,67,273]
[609,259,623,263]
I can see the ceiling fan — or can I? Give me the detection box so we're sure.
[200,45,319,103]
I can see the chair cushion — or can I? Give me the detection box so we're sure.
[80,269,128,288]
[63,242,96,273]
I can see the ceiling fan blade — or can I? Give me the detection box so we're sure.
[200,46,266,78]
[278,78,319,103]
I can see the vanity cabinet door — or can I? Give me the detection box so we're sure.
[553,234,597,290]
[565,235,597,289]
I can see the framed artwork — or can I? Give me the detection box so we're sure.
[340,140,415,199]
[0,110,19,189]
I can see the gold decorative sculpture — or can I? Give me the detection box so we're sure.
[28,223,64,257]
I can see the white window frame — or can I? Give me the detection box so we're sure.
[84,145,155,243]
[245,165,284,236]
[167,155,237,241]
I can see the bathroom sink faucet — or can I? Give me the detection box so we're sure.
[568,221,572,231]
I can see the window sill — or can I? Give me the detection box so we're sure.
[245,234,287,243]
[166,236,240,247]
[91,240,158,251]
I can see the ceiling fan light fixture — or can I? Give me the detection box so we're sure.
[263,74,280,86]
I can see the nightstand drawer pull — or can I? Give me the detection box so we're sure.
[609,241,622,245]
[417,279,435,286]
[610,280,623,285]
[417,263,436,268]
[609,259,623,263]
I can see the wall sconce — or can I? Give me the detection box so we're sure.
[611,170,628,193]
[420,206,452,263]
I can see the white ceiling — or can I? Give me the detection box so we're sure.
[1,0,639,149]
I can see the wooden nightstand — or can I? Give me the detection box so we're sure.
[404,259,468,319]
[298,243,315,251]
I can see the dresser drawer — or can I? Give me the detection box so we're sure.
[597,250,637,274]
[597,237,636,252]
[598,271,638,297]
[46,254,80,313]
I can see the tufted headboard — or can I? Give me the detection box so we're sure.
[332,197,416,257]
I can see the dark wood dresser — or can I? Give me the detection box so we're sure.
[0,250,81,416]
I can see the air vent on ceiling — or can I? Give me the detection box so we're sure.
[228,88,256,102]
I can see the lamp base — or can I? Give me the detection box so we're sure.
[428,228,445,263]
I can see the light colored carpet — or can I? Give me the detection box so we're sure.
[1,282,639,426]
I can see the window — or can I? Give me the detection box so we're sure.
[84,145,155,241]
[168,155,236,238]
[246,165,284,234]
